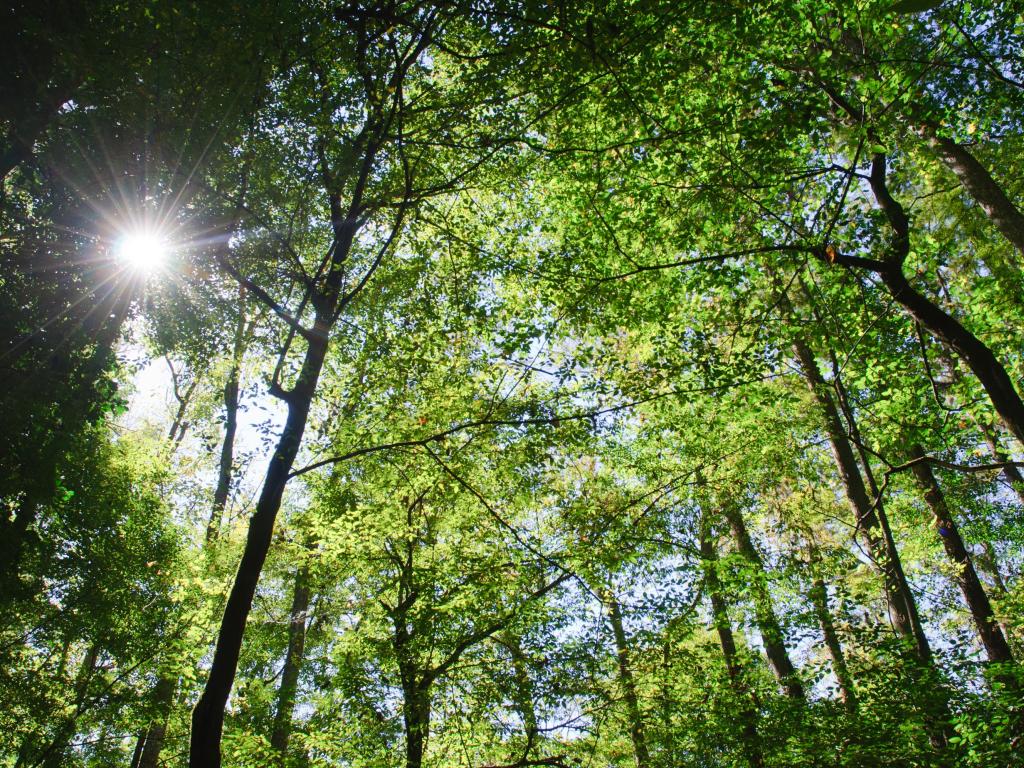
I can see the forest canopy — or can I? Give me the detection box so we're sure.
[2,1,1023,766]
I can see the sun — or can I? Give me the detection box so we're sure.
[116,232,169,273]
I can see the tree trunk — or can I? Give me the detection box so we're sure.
[189,329,328,768]
[129,733,146,768]
[879,267,1024,449]
[0,81,77,181]
[499,633,539,754]
[166,363,200,449]
[190,167,367,765]
[908,445,1015,666]
[270,563,311,755]
[794,338,954,747]
[403,686,431,768]
[698,521,764,768]
[978,421,1024,506]
[793,338,931,660]
[808,571,856,710]
[138,676,176,768]
[207,292,247,541]
[605,593,652,768]
[720,504,805,700]
[919,125,1024,259]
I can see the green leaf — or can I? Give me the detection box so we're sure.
[889,0,943,14]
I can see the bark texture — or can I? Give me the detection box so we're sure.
[920,125,1024,259]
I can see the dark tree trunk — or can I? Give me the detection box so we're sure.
[880,267,1024,448]
[720,504,805,700]
[605,593,651,768]
[166,363,200,449]
[403,686,431,768]
[908,445,1014,666]
[793,338,931,660]
[919,125,1024,259]
[270,563,311,755]
[189,156,368,764]
[129,733,146,768]
[860,152,1024,449]
[699,522,764,768]
[208,294,247,541]
[0,82,77,180]
[189,330,328,768]
[794,338,953,747]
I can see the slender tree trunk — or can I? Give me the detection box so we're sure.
[605,593,651,768]
[908,445,1015,666]
[129,733,146,768]
[794,338,954,747]
[138,676,176,768]
[167,366,200,448]
[975,542,1017,651]
[499,633,538,755]
[189,329,328,767]
[793,338,930,659]
[919,125,1024,259]
[978,421,1024,506]
[698,520,764,768]
[977,542,1009,595]
[208,292,247,541]
[808,570,856,710]
[270,563,311,755]
[720,504,805,700]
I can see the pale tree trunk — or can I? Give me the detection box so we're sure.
[720,504,805,701]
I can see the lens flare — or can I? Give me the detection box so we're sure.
[116,232,168,273]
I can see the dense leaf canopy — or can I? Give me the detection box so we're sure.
[2,1,1023,767]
